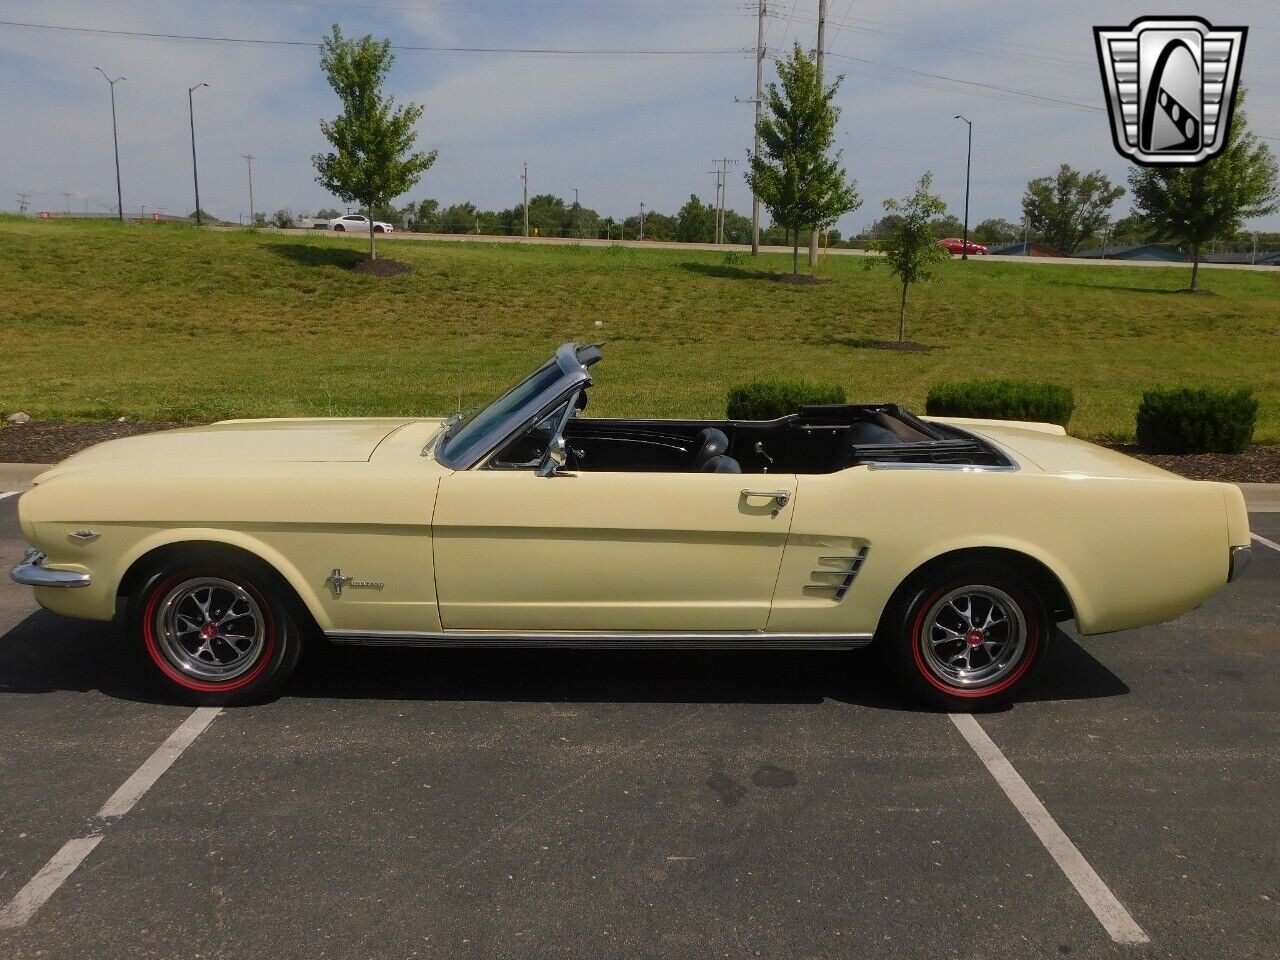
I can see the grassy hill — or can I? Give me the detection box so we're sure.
[2,216,1278,442]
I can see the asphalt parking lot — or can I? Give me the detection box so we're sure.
[1,490,1277,959]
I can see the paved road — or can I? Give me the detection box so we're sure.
[0,491,1277,958]
[251,226,1280,272]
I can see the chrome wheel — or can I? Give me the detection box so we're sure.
[153,577,267,682]
[919,585,1027,689]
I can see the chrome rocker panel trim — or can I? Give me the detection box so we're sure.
[326,629,874,651]
[11,549,92,589]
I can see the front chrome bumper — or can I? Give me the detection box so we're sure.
[1228,544,1252,583]
[10,547,92,589]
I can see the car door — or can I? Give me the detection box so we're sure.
[432,469,798,632]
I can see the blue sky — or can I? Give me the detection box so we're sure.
[2,0,1278,232]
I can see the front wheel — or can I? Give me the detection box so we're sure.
[881,562,1049,711]
[128,561,303,705]
[333,224,345,232]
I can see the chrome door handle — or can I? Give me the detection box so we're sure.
[741,489,791,508]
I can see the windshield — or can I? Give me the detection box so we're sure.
[439,359,566,466]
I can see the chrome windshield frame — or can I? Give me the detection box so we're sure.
[435,343,595,470]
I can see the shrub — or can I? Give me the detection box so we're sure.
[1136,387,1257,454]
[727,380,846,420]
[925,379,1074,426]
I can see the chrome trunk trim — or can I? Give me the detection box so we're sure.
[326,629,874,651]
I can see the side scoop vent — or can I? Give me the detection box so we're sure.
[807,545,870,601]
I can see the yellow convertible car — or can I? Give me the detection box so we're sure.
[12,343,1252,709]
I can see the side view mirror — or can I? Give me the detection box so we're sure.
[538,435,568,477]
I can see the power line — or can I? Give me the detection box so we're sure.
[825,51,1104,113]
[0,19,746,57]
[5,16,1275,136]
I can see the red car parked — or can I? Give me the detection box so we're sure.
[938,237,988,256]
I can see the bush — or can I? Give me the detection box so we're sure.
[727,380,846,420]
[1136,387,1257,454]
[925,379,1074,426]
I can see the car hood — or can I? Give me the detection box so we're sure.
[41,418,426,476]
[933,418,1179,480]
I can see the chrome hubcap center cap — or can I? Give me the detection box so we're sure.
[965,629,984,647]
[200,622,219,641]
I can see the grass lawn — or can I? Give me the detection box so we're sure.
[2,216,1278,442]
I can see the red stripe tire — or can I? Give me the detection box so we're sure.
[129,560,302,705]
[882,561,1050,711]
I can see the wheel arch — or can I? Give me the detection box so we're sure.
[115,532,324,634]
[874,545,1078,640]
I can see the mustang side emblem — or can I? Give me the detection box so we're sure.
[325,568,384,597]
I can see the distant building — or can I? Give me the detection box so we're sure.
[1075,243,1185,262]
[988,240,1066,257]
[1202,251,1280,266]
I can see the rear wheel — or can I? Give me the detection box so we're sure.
[129,561,302,705]
[333,224,345,232]
[882,561,1049,711]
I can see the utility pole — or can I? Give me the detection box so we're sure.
[639,202,646,240]
[735,0,767,254]
[94,67,125,222]
[242,154,255,225]
[521,162,529,237]
[807,0,826,266]
[712,158,737,244]
[955,115,973,260]
[707,169,722,243]
[17,192,31,214]
[1251,231,1258,265]
[188,83,209,226]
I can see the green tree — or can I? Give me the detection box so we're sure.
[270,208,295,229]
[745,43,861,274]
[440,202,479,234]
[1021,164,1124,254]
[722,208,754,245]
[676,194,715,243]
[312,24,437,260]
[1128,91,1279,290]
[871,172,948,344]
[927,214,964,240]
[972,217,1019,245]
[401,198,441,233]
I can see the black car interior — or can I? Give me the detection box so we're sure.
[492,400,1014,474]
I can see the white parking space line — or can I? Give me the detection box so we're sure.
[950,713,1150,946]
[0,491,19,502]
[0,707,221,929]
[1252,532,1280,554]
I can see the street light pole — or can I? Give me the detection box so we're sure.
[242,154,255,226]
[639,202,645,240]
[94,67,125,222]
[955,114,973,260]
[188,84,209,226]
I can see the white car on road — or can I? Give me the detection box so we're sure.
[327,214,393,234]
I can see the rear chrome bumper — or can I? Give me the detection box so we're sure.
[10,548,92,589]
[1228,544,1252,583]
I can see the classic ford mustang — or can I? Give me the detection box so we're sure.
[11,343,1252,709]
